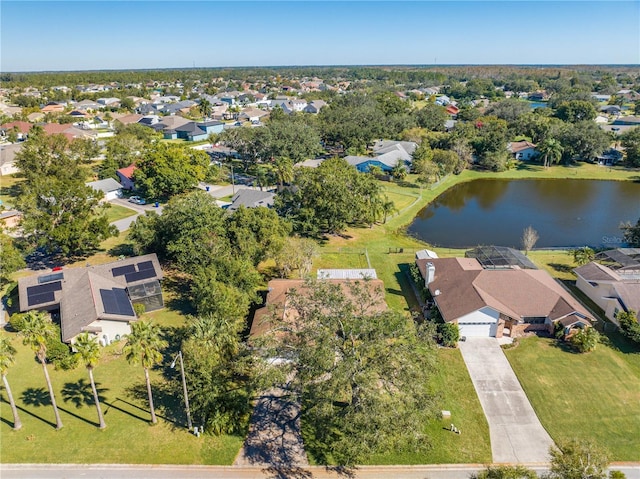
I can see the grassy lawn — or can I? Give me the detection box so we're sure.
[0,174,24,208]
[105,204,137,223]
[0,330,243,464]
[365,347,491,465]
[504,336,640,461]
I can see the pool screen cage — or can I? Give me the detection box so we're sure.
[127,280,164,312]
[465,246,538,270]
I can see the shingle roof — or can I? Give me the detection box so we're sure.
[227,189,275,212]
[86,178,123,194]
[574,262,621,282]
[417,257,592,324]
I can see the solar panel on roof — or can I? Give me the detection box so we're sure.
[100,288,135,316]
[27,282,62,296]
[124,269,156,283]
[137,260,154,271]
[112,264,136,277]
[27,291,55,306]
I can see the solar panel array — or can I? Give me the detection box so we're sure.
[100,288,135,316]
[112,260,157,284]
[27,281,62,306]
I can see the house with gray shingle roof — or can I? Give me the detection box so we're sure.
[227,189,275,213]
[18,254,164,344]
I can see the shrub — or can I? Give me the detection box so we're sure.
[437,322,460,347]
[617,310,640,344]
[9,312,27,332]
[46,325,78,370]
[133,303,146,317]
[570,327,600,353]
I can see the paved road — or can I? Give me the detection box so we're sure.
[459,338,554,464]
[2,464,638,479]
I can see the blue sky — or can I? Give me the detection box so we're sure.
[2,1,639,72]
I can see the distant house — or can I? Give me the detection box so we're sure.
[0,143,22,176]
[18,254,164,344]
[115,113,144,125]
[347,140,416,173]
[616,89,640,101]
[591,93,611,103]
[416,246,594,338]
[0,121,32,140]
[227,189,276,213]
[527,92,549,102]
[612,116,640,126]
[238,108,269,123]
[0,209,22,230]
[574,249,640,324]
[594,115,610,124]
[117,164,137,190]
[96,97,121,107]
[596,148,623,166]
[41,102,66,114]
[86,178,123,201]
[508,141,538,161]
[27,112,45,122]
[446,105,459,116]
[304,100,327,114]
[435,95,451,106]
[174,121,224,141]
[600,105,622,115]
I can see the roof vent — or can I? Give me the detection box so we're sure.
[434,289,441,296]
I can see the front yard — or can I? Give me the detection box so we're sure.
[504,336,640,461]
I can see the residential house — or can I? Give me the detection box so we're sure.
[616,89,640,101]
[249,273,387,338]
[173,121,224,142]
[114,113,144,125]
[75,99,101,112]
[594,115,610,124]
[596,148,623,165]
[0,143,22,176]
[86,178,123,201]
[1,121,32,140]
[346,140,417,173]
[527,92,549,102]
[280,99,308,114]
[27,112,45,122]
[238,108,269,123]
[591,93,611,103]
[96,97,121,107]
[226,189,276,213]
[42,123,94,142]
[416,246,594,338]
[574,249,640,324]
[612,116,640,126]
[18,254,164,344]
[600,105,622,116]
[117,164,137,190]
[435,95,451,106]
[446,105,459,116]
[508,140,538,161]
[304,100,328,114]
[0,210,21,230]
[138,115,161,126]
[41,102,66,114]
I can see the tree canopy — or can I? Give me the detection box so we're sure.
[15,130,117,256]
[259,279,438,466]
[133,143,210,200]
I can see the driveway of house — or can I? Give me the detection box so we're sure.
[459,338,554,464]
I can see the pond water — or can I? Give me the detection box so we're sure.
[407,179,640,248]
[528,101,548,109]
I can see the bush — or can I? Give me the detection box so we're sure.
[437,322,460,347]
[9,312,27,332]
[46,325,78,370]
[133,303,146,317]
[570,327,600,353]
[408,263,430,303]
[617,310,640,344]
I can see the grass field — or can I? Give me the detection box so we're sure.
[105,204,137,223]
[366,347,491,465]
[0,174,24,208]
[504,336,640,461]
[0,331,243,464]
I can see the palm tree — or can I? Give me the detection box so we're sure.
[273,157,294,190]
[199,99,212,120]
[538,138,563,168]
[572,246,595,266]
[381,197,398,224]
[74,333,106,429]
[123,320,167,424]
[19,311,63,429]
[391,163,408,181]
[0,334,22,430]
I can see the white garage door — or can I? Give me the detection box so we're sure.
[458,322,496,337]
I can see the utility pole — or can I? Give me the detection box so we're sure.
[172,351,192,431]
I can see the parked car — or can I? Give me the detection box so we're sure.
[128,196,146,205]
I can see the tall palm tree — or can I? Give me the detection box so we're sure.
[74,333,106,429]
[273,157,294,190]
[0,334,22,430]
[19,311,63,429]
[538,138,564,168]
[123,320,167,424]
[381,197,398,224]
[391,163,408,181]
[199,99,212,120]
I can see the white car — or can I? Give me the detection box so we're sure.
[128,196,146,205]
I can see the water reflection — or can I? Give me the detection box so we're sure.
[408,179,640,248]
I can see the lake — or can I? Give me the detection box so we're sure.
[407,179,640,248]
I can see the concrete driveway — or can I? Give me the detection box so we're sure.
[459,338,554,464]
